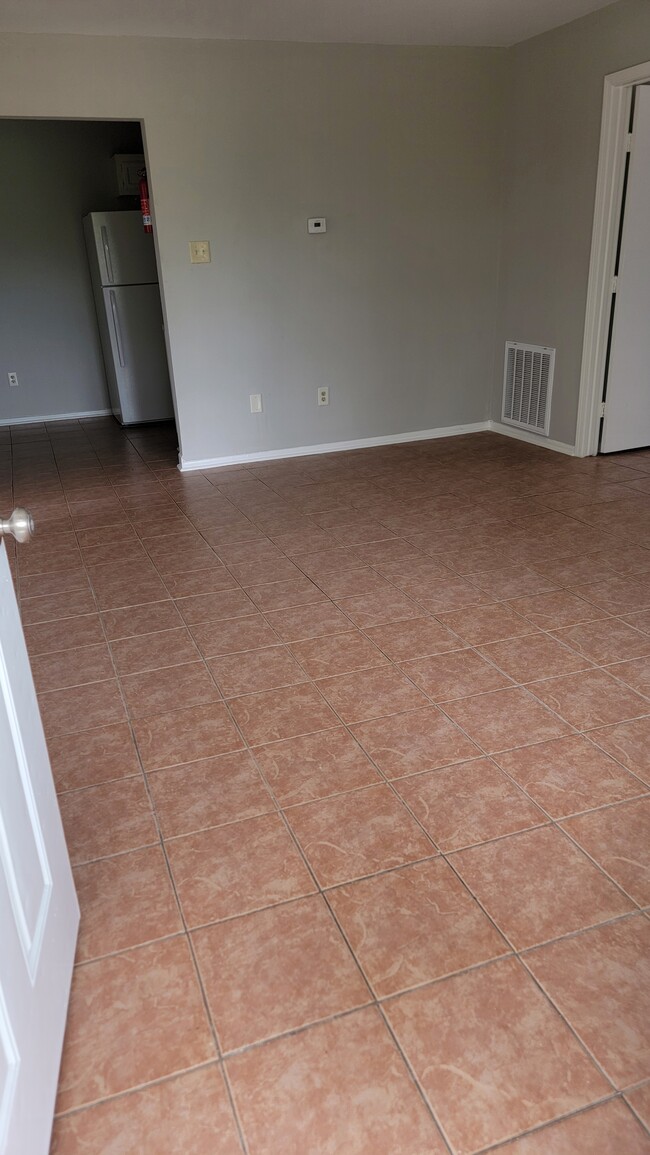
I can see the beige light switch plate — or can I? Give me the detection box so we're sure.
[189,240,211,263]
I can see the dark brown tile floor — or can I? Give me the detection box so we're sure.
[1,417,649,1154]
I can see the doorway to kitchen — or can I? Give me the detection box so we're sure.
[0,117,178,445]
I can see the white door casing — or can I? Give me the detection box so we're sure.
[601,84,650,453]
[0,538,79,1155]
[575,61,650,457]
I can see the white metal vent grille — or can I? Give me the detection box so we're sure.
[502,342,555,436]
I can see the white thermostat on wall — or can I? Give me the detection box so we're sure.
[308,218,327,234]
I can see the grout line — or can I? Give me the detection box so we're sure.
[624,1088,650,1140]
[51,1059,227,1122]
[470,1092,635,1153]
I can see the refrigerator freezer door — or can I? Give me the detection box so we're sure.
[103,285,174,424]
[85,211,159,286]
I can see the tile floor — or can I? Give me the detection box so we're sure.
[1,417,650,1154]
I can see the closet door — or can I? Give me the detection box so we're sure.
[601,85,650,453]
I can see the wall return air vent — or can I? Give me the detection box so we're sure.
[502,342,555,436]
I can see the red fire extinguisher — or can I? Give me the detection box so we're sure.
[139,169,153,233]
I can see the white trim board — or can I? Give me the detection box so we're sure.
[179,421,491,470]
[178,418,576,472]
[575,59,650,458]
[488,421,576,456]
[0,409,112,428]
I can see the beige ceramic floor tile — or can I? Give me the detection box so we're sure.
[48,723,141,793]
[526,914,650,1088]
[148,749,274,838]
[284,784,435,886]
[73,845,182,962]
[193,895,370,1051]
[56,938,215,1113]
[442,686,571,754]
[58,777,158,865]
[562,797,650,904]
[385,956,608,1154]
[397,758,546,850]
[51,1066,243,1155]
[351,706,480,778]
[494,1099,650,1154]
[253,726,380,805]
[228,682,338,745]
[327,857,509,997]
[494,734,646,818]
[227,1007,447,1155]
[165,812,316,925]
[450,825,634,949]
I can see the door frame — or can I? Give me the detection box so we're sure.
[0,114,182,448]
[575,60,650,457]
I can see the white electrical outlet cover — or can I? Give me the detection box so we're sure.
[308,218,327,234]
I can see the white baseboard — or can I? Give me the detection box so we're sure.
[178,418,578,473]
[0,408,112,428]
[488,420,576,457]
[179,421,491,472]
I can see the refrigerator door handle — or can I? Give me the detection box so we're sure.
[109,291,126,367]
[101,225,115,284]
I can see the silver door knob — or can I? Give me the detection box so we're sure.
[0,508,35,543]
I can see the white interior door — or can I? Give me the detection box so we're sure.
[0,536,79,1155]
[601,85,650,453]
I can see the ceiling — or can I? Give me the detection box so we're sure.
[0,0,617,47]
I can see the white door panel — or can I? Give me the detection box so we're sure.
[0,537,79,1155]
[601,85,650,453]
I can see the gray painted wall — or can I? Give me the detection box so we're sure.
[493,0,650,446]
[1,5,650,456]
[0,118,143,423]
[0,36,506,462]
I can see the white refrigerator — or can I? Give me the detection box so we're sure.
[83,211,174,425]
